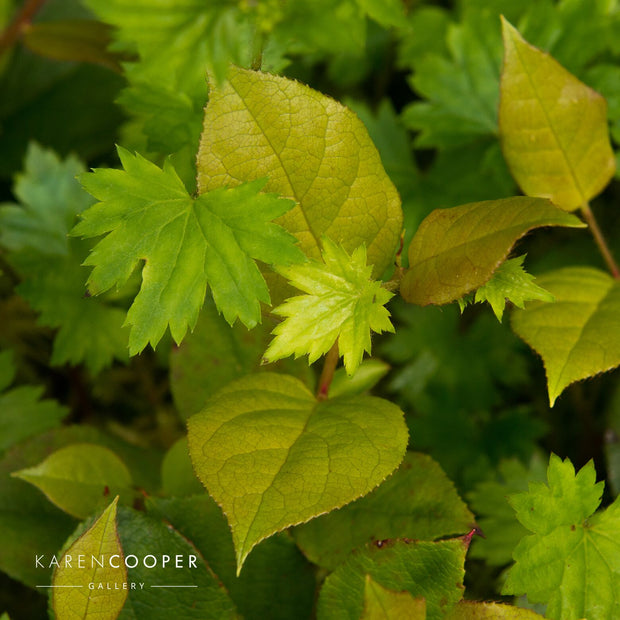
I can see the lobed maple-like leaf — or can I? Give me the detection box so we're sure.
[74,148,303,354]
[264,238,394,375]
[503,454,620,619]
[458,255,555,321]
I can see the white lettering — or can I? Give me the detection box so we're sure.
[143,555,157,569]
[125,555,138,568]
[189,555,197,569]
[35,555,45,568]
[109,555,120,569]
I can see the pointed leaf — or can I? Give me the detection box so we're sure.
[503,455,620,620]
[196,66,402,278]
[499,18,616,211]
[74,149,303,353]
[294,452,474,570]
[317,537,469,620]
[401,197,584,306]
[52,497,127,620]
[187,373,408,572]
[458,255,555,321]
[265,239,395,375]
[511,267,620,406]
[13,443,133,518]
[362,576,426,619]
[329,359,390,399]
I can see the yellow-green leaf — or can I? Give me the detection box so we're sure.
[12,443,133,518]
[196,66,402,278]
[401,197,584,306]
[444,601,544,619]
[187,373,408,573]
[52,497,127,620]
[499,18,616,211]
[362,576,426,619]
[511,267,620,406]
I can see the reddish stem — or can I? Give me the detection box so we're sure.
[0,0,48,53]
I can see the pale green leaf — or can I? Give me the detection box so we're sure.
[74,148,303,354]
[160,437,203,497]
[499,18,616,211]
[196,66,402,279]
[265,239,395,375]
[362,576,426,619]
[52,497,127,620]
[445,601,544,619]
[317,537,468,620]
[0,350,68,454]
[401,197,584,306]
[115,507,238,619]
[12,443,133,519]
[187,373,408,573]
[294,452,474,570]
[329,359,390,399]
[503,455,620,620]
[511,266,620,406]
[458,255,555,321]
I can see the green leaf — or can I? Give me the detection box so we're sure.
[362,576,426,619]
[356,0,406,28]
[52,497,127,620]
[445,601,544,619]
[187,372,408,573]
[115,506,238,619]
[0,350,68,455]
[468,455,547,566]
[160,437,203,497]
[329,359,390,399]
[147,495,316,620]
[265,239,395,375]
[75,148,303,354]
[294,452,474,570]
[0,143,129,373]
[499,18,616,211]
[402,10,502,148]
[12,443,134,519]
[400,197,584,306]
[511,266,620,406]
[196,66,402,279]
[22,20,123,71]
[503,455,620,620]
[170,300,313,419]
[317,537,468,620]
[458,255,555,321]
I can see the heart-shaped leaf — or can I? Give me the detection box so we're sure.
[187,373,408,573]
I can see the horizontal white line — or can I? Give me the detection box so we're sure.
[150,585,198,588]
[36,585,83,588]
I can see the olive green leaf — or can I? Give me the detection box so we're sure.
[362,576,426,619]
[458,255,555,321]
[503,455,620,620]
[511,267,620,406]
[74,148,303,354]
[317,537,468,620]
[12,443,133,519]
[196,66,402,278]
[400,197,584,306]
[187,373,408,573]
[264,239,395,375]
[445,601,544,619]
[294,452,474,570]
[52,497,127,620]
[499,18,616,211]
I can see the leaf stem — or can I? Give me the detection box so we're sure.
[580,203,620,279]
[0,0,48,54]
[251,27,264,71]
[317,342,339,401]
